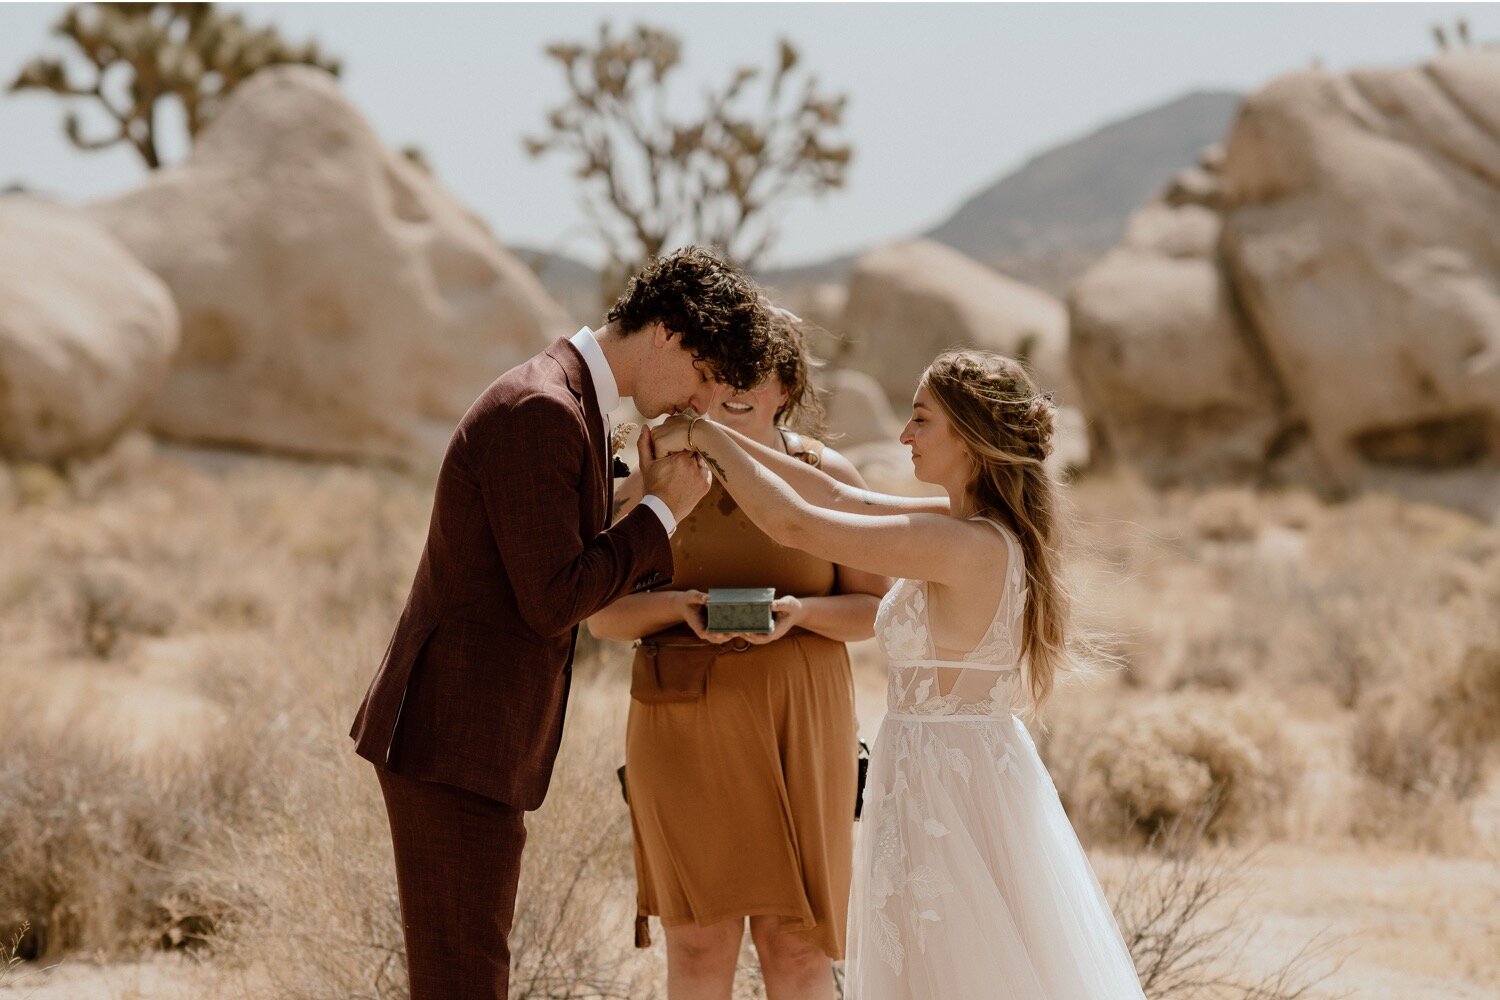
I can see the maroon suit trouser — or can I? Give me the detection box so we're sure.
[376,765,527,1000]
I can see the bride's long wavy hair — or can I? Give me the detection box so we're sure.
[921,349,1074,711]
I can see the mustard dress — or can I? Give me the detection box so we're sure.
[625,434,859,959]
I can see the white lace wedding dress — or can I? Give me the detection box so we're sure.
[845,518,1146,999]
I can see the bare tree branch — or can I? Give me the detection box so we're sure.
[526,22,851,302]
[9,2,341,169]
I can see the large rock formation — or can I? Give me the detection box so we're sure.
[840,239,1088,474]
[817,368,903,448]
[1069,199,1286,483]
[0,196,178,462]
[1222,52,1500,486]
[1070,51,1500,498]
[843,239,1075,406]
[93,66,571,463]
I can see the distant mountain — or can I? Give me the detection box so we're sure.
[511,245,601,324]
[923,90,1242,292]
[517,89,1244,312]
[510,243,855,325]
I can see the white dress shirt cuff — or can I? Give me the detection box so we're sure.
[638,494,678,537]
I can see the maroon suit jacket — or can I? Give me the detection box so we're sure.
[350,338,673,810]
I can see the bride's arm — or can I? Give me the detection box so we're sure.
[604,443,888,644]
[789,447,890,641]
[607,437,932,525]
[675,417,992,585]
[656,419,948,516]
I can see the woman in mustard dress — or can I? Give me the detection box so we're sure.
[589,319,888,1000]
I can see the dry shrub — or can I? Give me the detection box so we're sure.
[196,673,652,1000]
[8,460,70,505]
[1283,574,1402,711]
[1200,555,1431,711]
[1172,633,1258,693]
[1104,815,1343,1000]
[508,686,650,999]
[1071,479,1498,711]
[0,449,429,666]
[1065,693,1302,845]
[1349,643,1500,850]
[0,701,287,961]
[1187,488,1261,543]
[1435,643,1500,749]
[77,559,179,656]
[0,922,25,986]
[189,701,410,999]
[0,451,424,968]
[0,448,666,997]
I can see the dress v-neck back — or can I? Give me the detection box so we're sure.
[873,516,1027,720]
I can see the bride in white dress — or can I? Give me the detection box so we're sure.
[652,348,1146,999]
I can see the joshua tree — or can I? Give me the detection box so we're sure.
[526,23,851,300]
[1432,17,1496,52]
[9,2,341,169]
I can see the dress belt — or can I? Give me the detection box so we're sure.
[637,626,814,655]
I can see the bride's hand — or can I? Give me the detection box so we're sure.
[652,412,698,457]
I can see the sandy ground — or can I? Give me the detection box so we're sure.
[1235,847,1500,1000]
[0,953,203,1000]
[4,844,1495,999]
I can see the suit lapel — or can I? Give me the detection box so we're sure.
[547,339,610,528]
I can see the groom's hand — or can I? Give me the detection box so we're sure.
[641,425,711,522]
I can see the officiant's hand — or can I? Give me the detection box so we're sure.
[673,589,742,644]
[732,595,805,645]
[640,424,710,522]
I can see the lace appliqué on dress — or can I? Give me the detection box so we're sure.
[863,518,1031,974]
[876,580,928,663]
[868,730,959,974]
[866,718,1026,973]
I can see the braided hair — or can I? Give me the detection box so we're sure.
[921,350,1069,711]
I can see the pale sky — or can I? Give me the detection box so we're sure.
[1,2,1492,267]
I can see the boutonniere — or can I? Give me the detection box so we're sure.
[610,421,637,479]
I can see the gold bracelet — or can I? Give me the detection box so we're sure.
[687,413,706,451]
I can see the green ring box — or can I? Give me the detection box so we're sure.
[705,587,776,633]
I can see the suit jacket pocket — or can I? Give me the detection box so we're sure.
[371,618,441,763]
[631,642,716,704]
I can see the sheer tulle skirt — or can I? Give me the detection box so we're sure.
[845,714,1147,1000]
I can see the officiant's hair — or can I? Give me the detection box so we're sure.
[922,350,1071,710]
[607,246,773,392]
[765,312,827,437]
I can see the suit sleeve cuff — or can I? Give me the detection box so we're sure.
[639,494,677,537]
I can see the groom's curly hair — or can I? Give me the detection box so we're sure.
[607,247,774,392]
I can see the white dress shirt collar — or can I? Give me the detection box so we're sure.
[567,327,676,538]
[569,326,621,415]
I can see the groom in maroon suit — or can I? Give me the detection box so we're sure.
[350,247,773,999]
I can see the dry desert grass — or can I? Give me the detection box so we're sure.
[1,440,1497,998]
